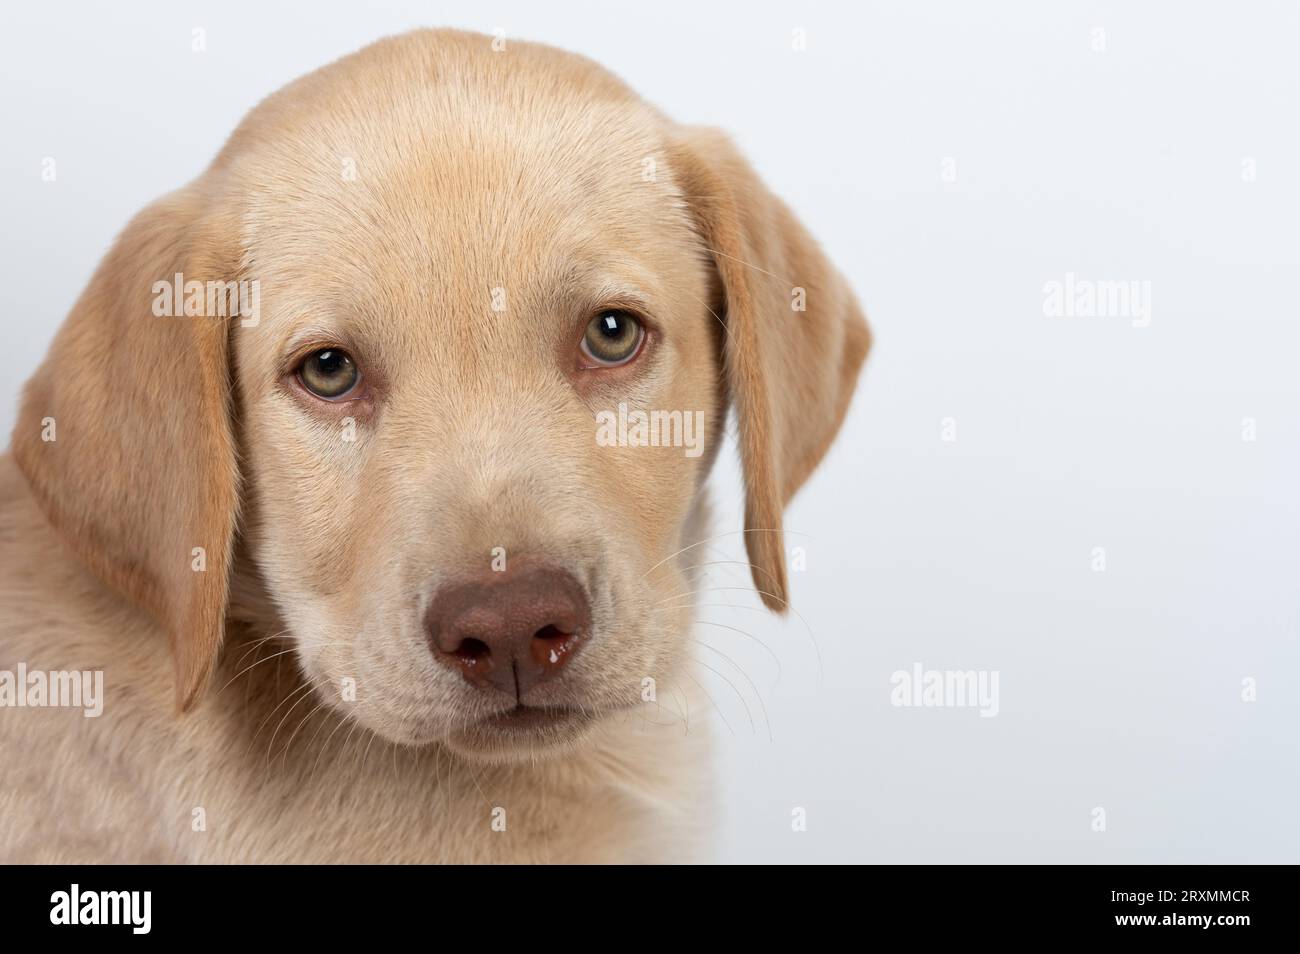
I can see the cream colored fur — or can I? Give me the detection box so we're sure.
[0,29,867,863]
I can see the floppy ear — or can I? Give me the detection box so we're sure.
[668,126,870,611]
[11,186,241,712]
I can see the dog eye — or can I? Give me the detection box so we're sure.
[580,311,645,367]
[297,348,360,399]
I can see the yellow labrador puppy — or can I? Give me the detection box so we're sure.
[0,29,868,863]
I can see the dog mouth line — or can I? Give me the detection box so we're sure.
[477,703,592,732]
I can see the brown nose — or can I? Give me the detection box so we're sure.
[426,565,590,700]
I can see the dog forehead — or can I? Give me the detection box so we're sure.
[237,101,687,312]
[228,31,679,263]
[222,32,702,370]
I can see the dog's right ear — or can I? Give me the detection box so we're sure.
[12,186,241,713]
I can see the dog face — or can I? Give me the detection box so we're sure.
[231,45,725,756]
[12,31,869,762]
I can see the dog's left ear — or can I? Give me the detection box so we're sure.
[12,184,241,712]
[668,126,871,612]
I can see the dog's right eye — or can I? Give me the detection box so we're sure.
[297,348,360,400]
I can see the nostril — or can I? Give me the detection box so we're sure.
[532,624,580,668]
[451,637,492,668]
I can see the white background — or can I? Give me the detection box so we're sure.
[3,2,1297,862]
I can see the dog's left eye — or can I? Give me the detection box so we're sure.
[580,311,645,367]
[297,348,360,399]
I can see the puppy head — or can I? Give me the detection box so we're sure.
[12,30,868,761]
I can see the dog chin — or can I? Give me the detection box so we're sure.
[442,706,600,763]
